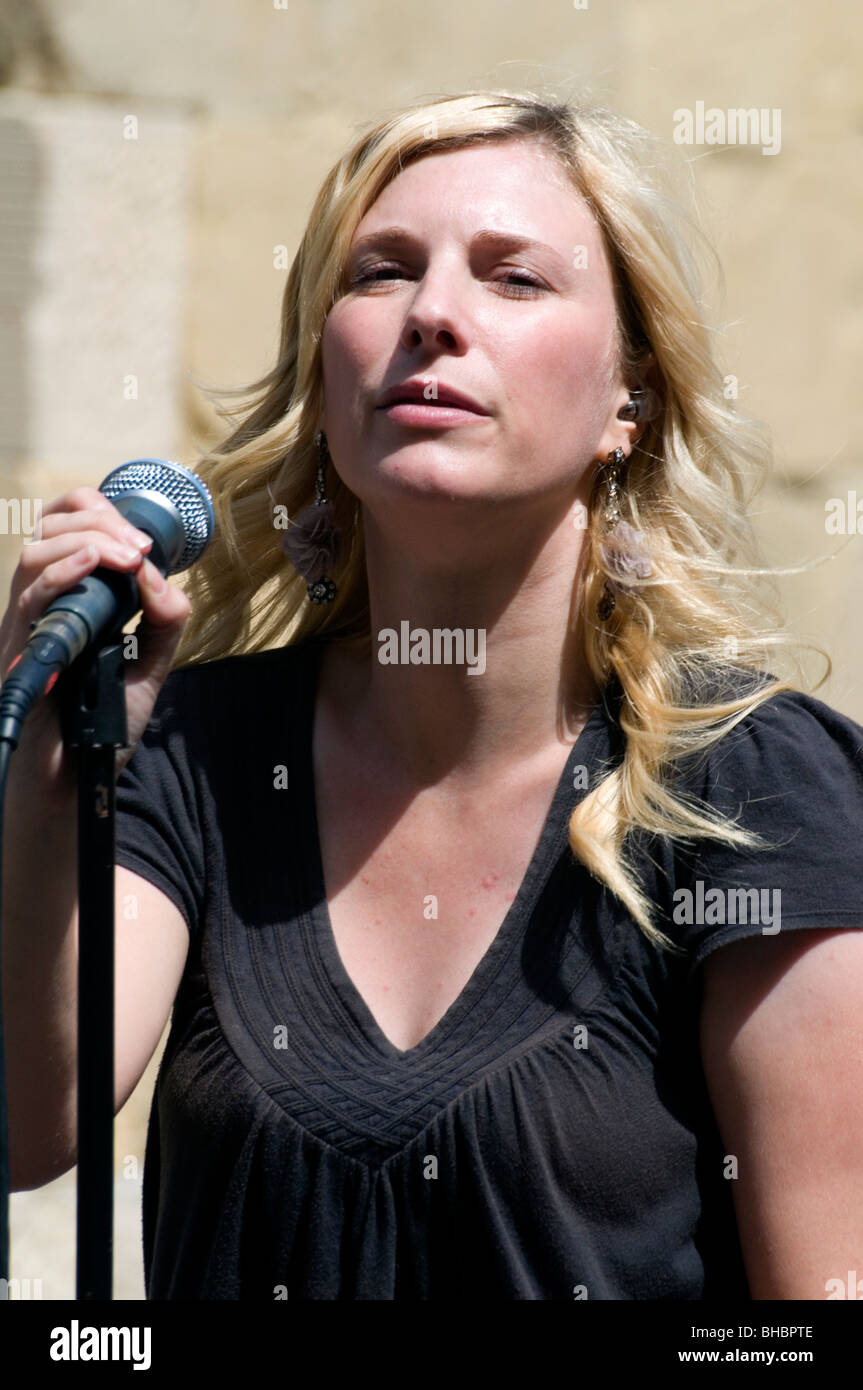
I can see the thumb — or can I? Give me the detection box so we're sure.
[130,559,192,661]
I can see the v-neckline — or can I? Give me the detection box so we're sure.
[297,639,611,1064]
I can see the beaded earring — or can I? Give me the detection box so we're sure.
[596,446,652,620]
[280,432,343,604]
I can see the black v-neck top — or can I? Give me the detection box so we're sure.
[113,639,863,1300]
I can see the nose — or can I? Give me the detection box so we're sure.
[398,260,470,355]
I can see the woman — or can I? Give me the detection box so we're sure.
[5,89,863,1300]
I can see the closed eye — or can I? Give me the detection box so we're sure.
[348,264,547,297]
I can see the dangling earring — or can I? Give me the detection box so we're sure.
[280,431,343,604]
[596,446,652,620]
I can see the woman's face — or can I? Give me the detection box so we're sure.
[319,137,633,517]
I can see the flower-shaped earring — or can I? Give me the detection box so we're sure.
[280,432,343,603]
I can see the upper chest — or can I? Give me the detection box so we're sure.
[312,750,571,1050]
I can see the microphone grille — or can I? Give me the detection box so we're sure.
[99,458,216,572]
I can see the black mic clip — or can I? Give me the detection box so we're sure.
[57,631,131,756]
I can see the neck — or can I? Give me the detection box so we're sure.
[326,495,601,788]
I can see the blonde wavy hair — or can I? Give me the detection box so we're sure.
[171,88,826,953]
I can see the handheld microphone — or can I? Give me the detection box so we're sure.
[0,458,215,747]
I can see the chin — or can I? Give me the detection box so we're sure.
[372,458,506,506]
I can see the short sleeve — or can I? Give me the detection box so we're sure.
[115,671,206,938]
[670,688,863,976]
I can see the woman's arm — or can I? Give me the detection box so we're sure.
[699,927,863,1300]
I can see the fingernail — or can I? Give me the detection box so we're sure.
[125,527,152,550]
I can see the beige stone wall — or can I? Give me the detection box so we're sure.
[2,0,860,1300]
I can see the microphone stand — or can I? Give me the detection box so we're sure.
[58,624,132,1302]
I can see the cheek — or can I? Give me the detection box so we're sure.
[517,323,616,424]
[320,314,350,390]
[320,310,361,410]
[322,303,381,377]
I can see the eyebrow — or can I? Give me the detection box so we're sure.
[348,225,571,271]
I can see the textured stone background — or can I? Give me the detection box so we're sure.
[1,0,860,1301]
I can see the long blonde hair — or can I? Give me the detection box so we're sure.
[171,88,826,952]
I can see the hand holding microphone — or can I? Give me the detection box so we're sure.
[0,459,214,791]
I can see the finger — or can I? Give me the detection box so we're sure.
[36,486,119,518]
[36,506,152,553]
[11,530,152,605]
[1,546,102,673]
[133,558,192,628]
[19,529,151,573]
[12,544,106,630]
